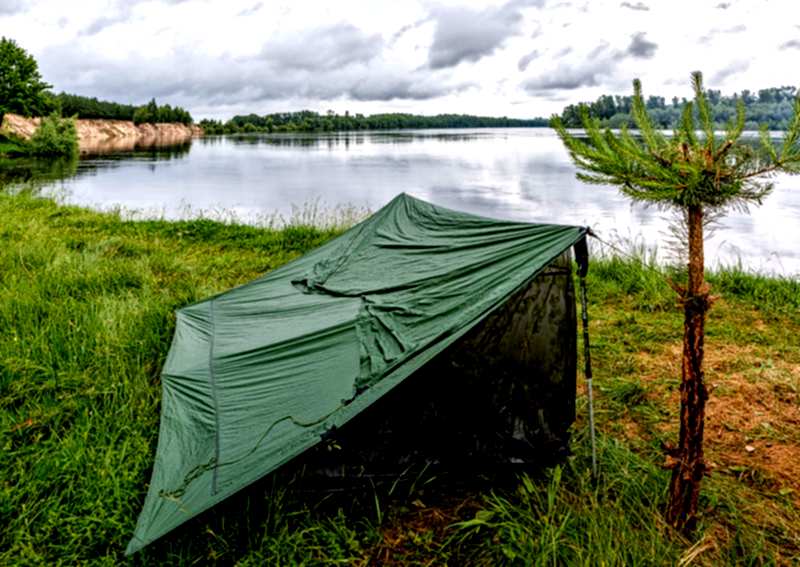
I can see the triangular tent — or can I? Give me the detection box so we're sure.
[127,193,588,554]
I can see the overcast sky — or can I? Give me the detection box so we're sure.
[3,0,798,120]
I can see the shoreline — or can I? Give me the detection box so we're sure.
[0,113,202,154]
[4,188,799,286]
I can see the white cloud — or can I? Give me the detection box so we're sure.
[2,0,797,120]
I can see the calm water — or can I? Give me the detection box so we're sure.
[16,129,800,275]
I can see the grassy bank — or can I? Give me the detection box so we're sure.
[1,191,798,565]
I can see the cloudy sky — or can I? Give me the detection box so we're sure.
[3,0,798,120]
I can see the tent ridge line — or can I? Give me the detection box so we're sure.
[208,298,222,495]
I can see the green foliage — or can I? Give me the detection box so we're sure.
[589,251,675,312]
[0,133,28,156]
[552,72,800,211]
[199,111,548,135]
[587,242,800,317]
[132,98,193,125]
[49,93,194,124]
[26,113,79,157]
[0,38,192,127]
[0,37,54,121]
[53,92,137,121]
[560,84,800,130]
[0,115,79,158]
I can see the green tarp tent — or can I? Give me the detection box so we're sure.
[127,193,588,554]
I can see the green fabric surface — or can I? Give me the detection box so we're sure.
[127,193,588,554]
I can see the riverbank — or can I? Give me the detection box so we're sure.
[1,191,797,564]
[0,113,202,154]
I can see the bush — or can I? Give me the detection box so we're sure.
[27,113,78,157]
[0,132,29,156]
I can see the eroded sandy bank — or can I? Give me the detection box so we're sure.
[1,113,203,153]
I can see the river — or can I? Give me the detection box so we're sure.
[7,128,800,275]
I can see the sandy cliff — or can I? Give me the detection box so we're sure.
[1,113,203,153]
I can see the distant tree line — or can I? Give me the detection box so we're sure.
[51,92,136,121]
[559,86,799,130]
[130,98,193,125]
[198,110,549,134]
[0,35,193,127]
[54,93,193,125]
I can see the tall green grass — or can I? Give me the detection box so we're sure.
[1,190,797,565]
[452,435,681,565]
[589,237,800,318]
[0,191,349,564]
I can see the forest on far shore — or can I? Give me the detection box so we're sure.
[557,85,799,130]
[198,85,800,134]
[198,111,548,134]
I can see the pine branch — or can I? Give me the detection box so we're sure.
[692,71,715,152]
[631,79,665,151]
[723,99,745,145]
[781,96,800,155]
[678,102,698,148]
[553,71,800,210]
[758,125,778,162]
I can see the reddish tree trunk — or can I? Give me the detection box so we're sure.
[665,205,710,532]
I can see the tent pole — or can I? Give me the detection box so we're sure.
[574,234,597,478]
[579,272,597,478]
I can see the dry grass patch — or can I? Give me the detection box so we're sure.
[617,337,800,503]
[369,497,480,565]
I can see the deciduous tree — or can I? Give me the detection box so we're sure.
[0,37,53,121]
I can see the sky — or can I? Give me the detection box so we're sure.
[3,0,798,120]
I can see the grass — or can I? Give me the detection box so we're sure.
[1,190,798,565]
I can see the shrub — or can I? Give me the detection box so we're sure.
[27,113,78,157]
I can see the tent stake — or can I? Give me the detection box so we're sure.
[579,272,598,478]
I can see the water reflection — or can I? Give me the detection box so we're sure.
[1,129,798,275]
[0,155,78,186]
[99,142,191,161]
[225,130,498,149]
[80,134,194,156]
